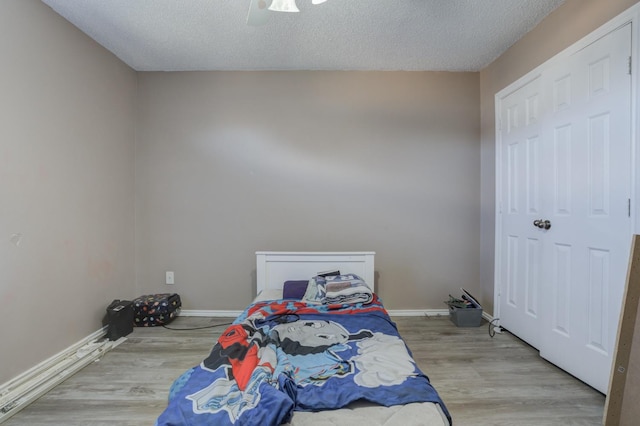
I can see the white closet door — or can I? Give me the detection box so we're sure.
[497,23,632,393]
[498,75,544,349]
[538,23,632,394]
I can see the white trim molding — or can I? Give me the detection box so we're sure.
[388,309,449,317]
[179,309,243,318]
[181,309,452,318]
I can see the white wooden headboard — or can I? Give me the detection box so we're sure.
[255,252,375,295]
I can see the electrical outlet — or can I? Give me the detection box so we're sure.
[165,271,175,285]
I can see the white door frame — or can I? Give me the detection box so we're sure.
[494,4,640,323]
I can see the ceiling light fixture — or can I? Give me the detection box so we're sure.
[269,0,328,13]
[247,0,328,25]
[268,0,300,13]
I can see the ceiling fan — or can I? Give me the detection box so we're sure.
[247,0,328,25]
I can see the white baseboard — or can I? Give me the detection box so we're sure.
[181,308,492,322]
[179,309,242,318]
[182,308,493,321]
[388,309,449,317]
[181,309,451,318]
[0,327,123,424]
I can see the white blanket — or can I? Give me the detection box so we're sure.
[302,274,374,305]
[322,274,373,304]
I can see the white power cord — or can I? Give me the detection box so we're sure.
[488,318,503,337]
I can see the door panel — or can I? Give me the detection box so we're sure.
[551,242,572,337]
[539,23,631,393]
[498,23,632,393]
[499,76,544,349]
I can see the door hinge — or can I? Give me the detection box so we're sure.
[629,56,632,75]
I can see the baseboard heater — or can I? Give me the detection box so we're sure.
[0,327,124,423]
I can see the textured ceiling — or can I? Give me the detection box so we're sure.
[41,0,565,72]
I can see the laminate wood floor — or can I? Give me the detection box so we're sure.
[4,316,605,426]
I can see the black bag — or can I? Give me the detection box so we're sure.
[106,300,134,340]
[133,293,181,326]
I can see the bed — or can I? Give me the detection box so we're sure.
[156,252,451,426]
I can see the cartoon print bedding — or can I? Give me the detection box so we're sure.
[155,296,451,426]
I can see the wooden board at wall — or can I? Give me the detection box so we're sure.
[604,234,640,425]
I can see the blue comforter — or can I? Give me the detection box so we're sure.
[156,296,451,426]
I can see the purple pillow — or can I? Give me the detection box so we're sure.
[283,280,308,300]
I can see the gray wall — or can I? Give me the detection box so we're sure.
[5,0,637,389]
[478,0,640,315]
[0,0,137,383]
[135,71,480,310]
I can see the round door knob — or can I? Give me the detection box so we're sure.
[533,219,551,229]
